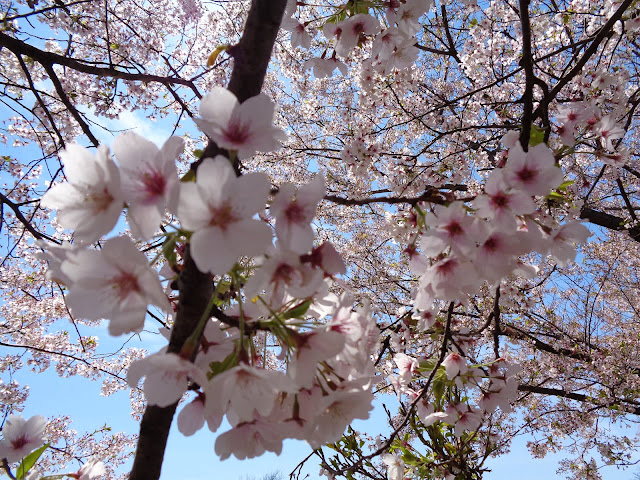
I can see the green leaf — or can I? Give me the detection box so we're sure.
[546,191,565,202]
[432,368,447,404]
[529,124,546,147]
[180,169,196,182]
[16,443,49,480]
[556,180,574,191]
[162,234,178,265]
[282,299,312,320]
[208,352,239,379]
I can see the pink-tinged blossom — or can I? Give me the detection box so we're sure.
[196,87,286,160]
[127,352,207,407]
[417,401,448,426]
[307,385,374,448]
[177,156,272,275]
[382,452,405,480]
[371,27,405,61]
[421,202,480,256]
[40,144,123,244]
[601,147,630,168]
[204,364,295,422]
[36,240,76,285]
[446,403,482,437]
[472,170,536,229]
[300,242,346,276]
[177,396,223,436]
[414,307,438,331]
[394,0,433,33]
[473,229,527,285]
[416,256,479,305]
[194,320,237,369]
[271,176,325,253]
[442,352,468,379]
[596,115,625,151]
[289,329,345,388]
[394,352,419,383]
[548,221,590,266]
[503,142,563,196]
[214,417,285,460]
[61,236,170,336]
[76,458,106,480]
[324,14,381,58]
[0,415,47,463]
[112,132,183,240]
[281,16,312,49]
[305,57,348,78]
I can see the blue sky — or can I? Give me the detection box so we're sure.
[2,7,639,480]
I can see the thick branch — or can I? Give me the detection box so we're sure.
[0,31,199,89]
[128,2,287,479]
[518,384,640,415]
[533,0,634,119]
[580,207,640,242]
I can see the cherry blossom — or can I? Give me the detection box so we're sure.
[60,236,170,336]
[112,132,183,240]
[441,352,468,380]
[204,364,296,422]
[177,156,272,274]
[76,458,106,480]
[0,415,47,463]
[127,352,208,407]
[503,142,564,196]
[324,14,381,58]
[195,88,286,159]
[270,175,325,253]
[40,144,123,244]
[382,452,405,480]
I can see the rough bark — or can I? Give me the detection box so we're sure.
[128,1,286,479]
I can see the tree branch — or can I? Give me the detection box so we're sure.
[128,2,287,479]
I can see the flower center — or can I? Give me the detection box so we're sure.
[516,166,537,183]
[142,170,167,201]
[11,434,29,449]
[284,201,306,223]
[87,187,114,213]
[209,204,236,229]
[224,119,251,145]
[113,271,141,299]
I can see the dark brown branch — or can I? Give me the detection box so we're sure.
[533,0,634,119]
[518,0,534,148]
[42,62,100,146]
[0,31,199,91]
[580,207,640,242]
[128,2,287,479]
[0,192,60,243]
[323,185,468,207]
[518,384,640,415]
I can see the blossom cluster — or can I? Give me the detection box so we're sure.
[39,86,380,459]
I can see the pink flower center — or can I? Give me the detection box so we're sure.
[113,271,141,299]
[209,204,236,229]
[284,201,306,223]
[516,166,537,183]
[142,170,167,201]
[273,262,295,284]
[445,221,463,237]
[436,258,457,276]
[224,119,251,146]
[491,192,509,208]
[11,434,30,449]
[482,236,500,252]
